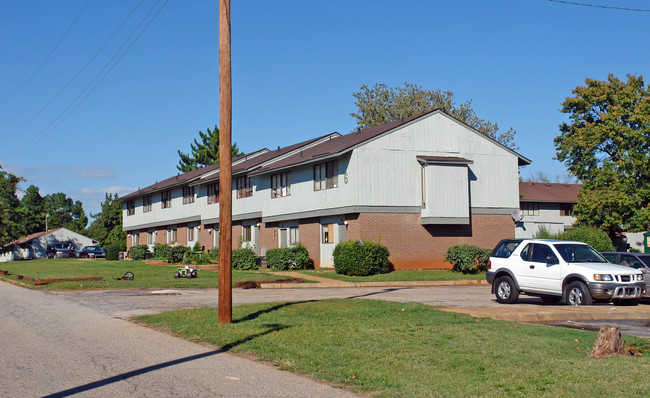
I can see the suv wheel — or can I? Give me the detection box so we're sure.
[495,276,519,304]
[565,281,592,306]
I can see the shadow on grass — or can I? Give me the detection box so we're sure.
[43,323,288,397]
[234,300,317,323]
[345,287,408,299]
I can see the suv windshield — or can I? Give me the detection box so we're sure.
[554,243,607,263]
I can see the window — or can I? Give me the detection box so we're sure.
[167,227,177,244]
[143,196,152,213]
[521,202,539,216]
[131,232,139,246]
[147,231,155,245]
[322,224,334,243]
[126,200,135,216]
[242,225,252,243]
[187,226,195,242]
[314,160,338,190]
[213,225,219,249]
[560,203,574,217]
[183,186,195,204]
[207,182,219,204]
[279,226,299,248]
[271,172,291,198]
[237,176,253,198]
[161,190,172,209]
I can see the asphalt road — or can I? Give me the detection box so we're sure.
[0,282,358,398]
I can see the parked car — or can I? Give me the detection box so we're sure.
[601,252,650,297]
[487,239,646,306]
[46,242,75,259]
[79,245,106,258]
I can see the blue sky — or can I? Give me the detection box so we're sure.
[1,0,649,219]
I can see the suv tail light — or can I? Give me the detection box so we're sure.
[488,260,492,271]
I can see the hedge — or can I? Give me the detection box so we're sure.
[128,244,150,261]
[266,244,313,270]
[333,240,390,276]
[232,247,258,270]
[445,244,491,273]
[105,243,121,261]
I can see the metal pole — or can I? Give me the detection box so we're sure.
[218,0,233,324]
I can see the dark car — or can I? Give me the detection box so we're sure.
[46,242,75,259]
[601,252,650,297]
[79,245,106,258]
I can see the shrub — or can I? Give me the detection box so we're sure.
[445,244,491,273]
[169,245,190,264]
[333,240,390,276]
[557,226,615,252]
[153,244,172,261]
[105,243,121,261]
[232,247,258,270]
[266,244,313,270]
[128,244,149,261]
[192,241,202,252]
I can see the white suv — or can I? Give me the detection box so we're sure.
[487,239,646,306]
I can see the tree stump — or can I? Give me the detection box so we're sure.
[591,326,625,359]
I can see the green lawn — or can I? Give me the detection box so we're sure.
[0,258,278,290]
[139,299,650,397]
[297,269,485,282]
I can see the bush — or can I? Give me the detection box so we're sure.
[557,226,615,252]
[128,244,149,261]
[333,240,390,276]
[153,244,172,261]
[445,244,491,273]
[105,243,121,261]
[169,245,191,264]
[232,247,258,270]
[266,244,313,270]
[192,241,202,252]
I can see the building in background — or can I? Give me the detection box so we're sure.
[122,110,531,269]
[0,228,96,262]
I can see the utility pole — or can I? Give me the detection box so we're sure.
[218,0,233,324]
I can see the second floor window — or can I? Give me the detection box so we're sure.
[183,186,195,204]
[314,160,338,191]
[161,190,172,209]
[521,202,539,216]
[271,172,291,198]
[237,176,253,198]
[560,203,574,217]
[208,182,219,204]
[126,200,135,216]
[143,195,152,213]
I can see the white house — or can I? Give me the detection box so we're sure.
[0,228,96,262]
[515,181,581,238]
[122,110,531,269]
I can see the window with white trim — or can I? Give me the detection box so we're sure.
[187,226,195,242]
[314,160,338,190]
[143,195,152,213]
[131,232,139,246]
[236,176,253,198]
[271,171,291,198]
[147,231,155,245]
[183,186,195,204]
[521,202,539,216]
[207,182,219,204]
[161,190,172,209]
[322,224,334,243]
[242,225,252,243]
[167,227,177,244]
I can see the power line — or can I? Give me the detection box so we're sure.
[19,0,169,151]
[5,0,146,140]
[548,0,650,12]
[0,0,91,104]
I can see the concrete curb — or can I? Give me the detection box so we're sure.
[259,279,490,289]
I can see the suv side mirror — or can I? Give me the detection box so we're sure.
[546,256,559,264]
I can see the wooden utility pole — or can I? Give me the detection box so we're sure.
[218,0,232,324]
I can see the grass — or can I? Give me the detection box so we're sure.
[297,269,485,282]
[0,258,279,290]
[139,299,650,397]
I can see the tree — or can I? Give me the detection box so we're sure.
[177,125,244,172]
[85,193,125,250]
[43,193,88,233]
[0,166,22,245]
[350,82,518,149]
[554,74,650,231]
[18,185,45,236]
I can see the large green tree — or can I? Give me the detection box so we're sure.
[177,125,244,172]
[44,193,88,233]
[85,193,126,250]
[350,82,518,149]
[554,74,650,231]
[0,166,22,245]
[18,185,45,236]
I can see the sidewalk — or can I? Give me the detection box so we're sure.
[262,271,489,288]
